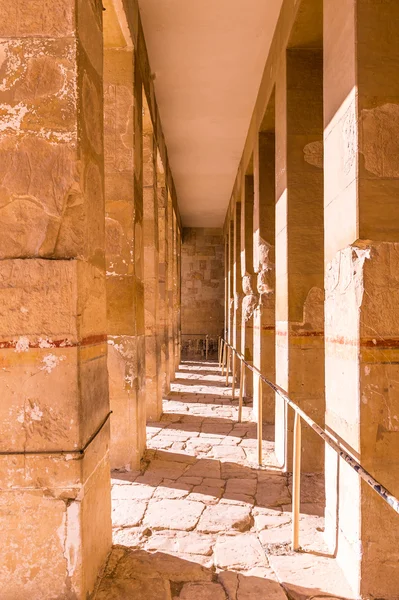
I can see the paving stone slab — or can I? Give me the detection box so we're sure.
[214,534,268,570]
[112,500,147,528]
[197,504,252,533]
[179,582,226,600]
[96,577,172,600]
[144,499,205,530]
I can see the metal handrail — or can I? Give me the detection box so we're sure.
[217,336,399,552]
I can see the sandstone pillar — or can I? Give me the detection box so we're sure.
[324,1,399,596]
[143,104,161,421]
[241,175,256,398]
[253,129,276,423]
[176,226,182,365]
[233,201,243,359]
[224,234,229,340]
[157,164,170,396]
[167,194,175,381]
[172,213,180,370]
[275,49,324,472]
[228,220,235,346]
[0,2,112,597]
[105,39,146,469]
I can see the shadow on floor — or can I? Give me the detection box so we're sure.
[152,412,275,441]
[95,547,350,600]
[112,453,325,516]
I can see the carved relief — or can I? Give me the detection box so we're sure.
[242,273,257,322]
[257,240,274,300]
[303,141,323,169]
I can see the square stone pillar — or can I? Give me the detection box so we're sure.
[253,130,276,423]
[228,219,235,345]
[172,213,180,370]
[105,44,146,470]
[157,173,170,396]
[224,234,229,340]
[176,227,182,364]
[0,2,111,597]
[324,1,399,596]
[275,49,325,472]
[241,175,256,398]
[233,201,243,358]
[143,111,161,422]
[167,194,175,382]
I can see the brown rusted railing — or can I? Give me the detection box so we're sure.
[217,336,399,552]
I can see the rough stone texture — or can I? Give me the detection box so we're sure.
[143,99,162,421]
[0,1,113,598]
[181,228,224,358]
[104,38,145,472]
[325,242,399,598]
[274,48,325,473]
[239,178,256,399]
[252,129,276,424]
[95,360,353,600]
[167,195,176,383]
[323,2,399,596]
[158,169,171,396]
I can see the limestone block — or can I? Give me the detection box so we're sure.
[325,241,399,597]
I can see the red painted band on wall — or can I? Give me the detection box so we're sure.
[0,334,107,350]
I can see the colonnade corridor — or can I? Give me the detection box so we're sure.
[1,0,399,598]
[95,359,352,600]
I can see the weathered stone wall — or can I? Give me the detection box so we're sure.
[222,0,399,597]
[181,228,224,356]
[0,1,112,598]
[0,0,182,597]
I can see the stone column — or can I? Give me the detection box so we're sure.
[253,130,276,423]
[143,105,161,421]
[324,1,399,596]
[167,193,175,381]
[132,65,147,461]
[233,201,243,359]
[0,2,112,597]
[176,226,182,365]
[173,213,180,371]
[275,49,325,472]
[228,219,235,345]
[241,175,256,398]
[157,165,170,396]
[105,43,146,470]
[224,234,229,340]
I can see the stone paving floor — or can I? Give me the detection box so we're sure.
[95,360,356,600]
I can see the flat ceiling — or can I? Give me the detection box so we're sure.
[138,0,283,227]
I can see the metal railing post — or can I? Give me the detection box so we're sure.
[238,361,244,423]
[225,346,231,387]
[257,375,263,466]
[221,341,226,376]
[292,412,302,551]
[205,334,209,360]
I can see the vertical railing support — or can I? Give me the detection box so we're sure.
[221,341,226,376]
[225,346,231,387]
[292,412,302,551]
[231,351,236,399]
[205,335,209,360]
[257,375,263,466]
[238,361,244,423]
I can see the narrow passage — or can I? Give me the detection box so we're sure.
[95,361,354,600]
